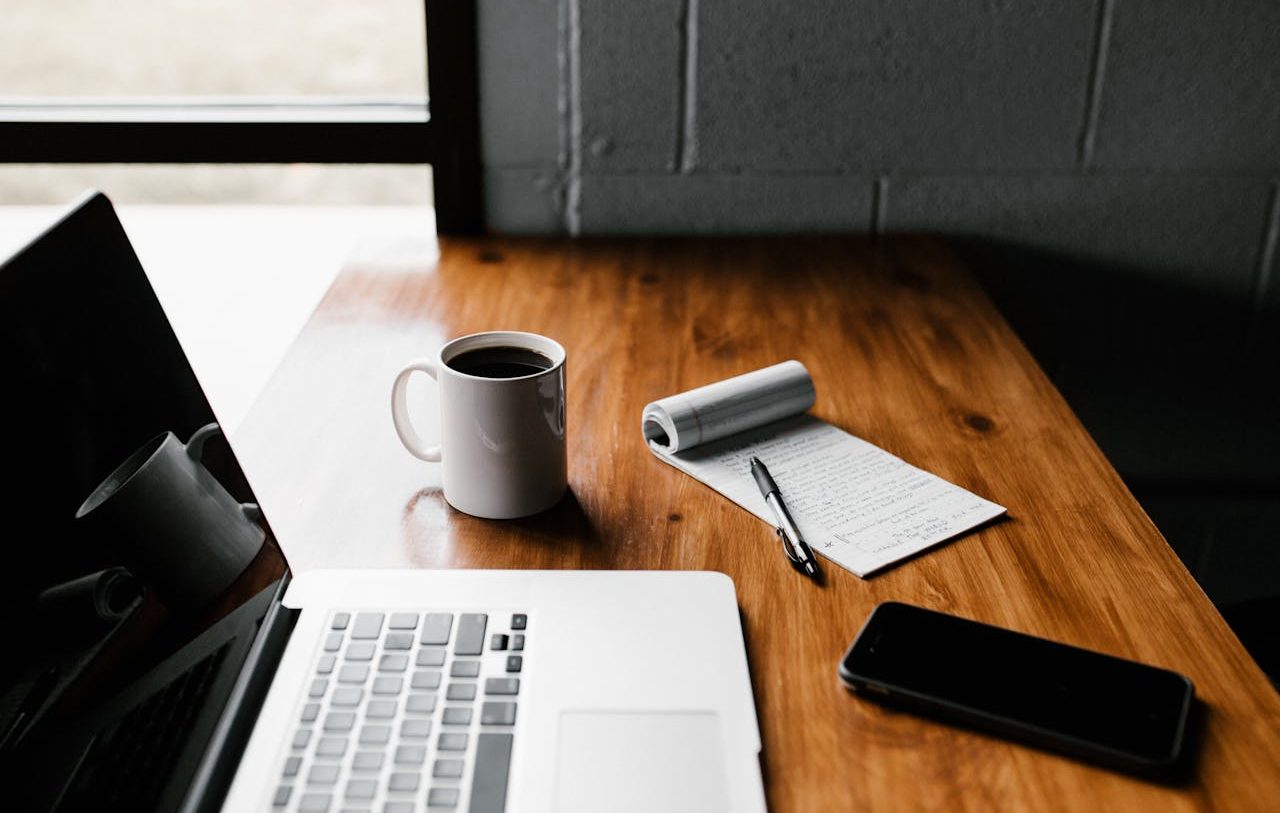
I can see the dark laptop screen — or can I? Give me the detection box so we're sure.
[1,193,287,810]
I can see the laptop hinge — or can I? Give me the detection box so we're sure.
[181,576,299,813]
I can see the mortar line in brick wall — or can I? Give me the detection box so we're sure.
[556,0,571,174]
[564,0,583,235]
[1077,0,1114,167]
[870,177,888,236]
[673,0,698,173]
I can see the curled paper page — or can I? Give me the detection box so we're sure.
[642,360,816,454]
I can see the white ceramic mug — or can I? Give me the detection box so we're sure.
[75,423,265,610]
[391,331,567,519]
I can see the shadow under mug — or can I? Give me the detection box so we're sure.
[75,422,265,611]
[391,331,567,519]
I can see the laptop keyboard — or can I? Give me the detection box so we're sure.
[273,611,526,813]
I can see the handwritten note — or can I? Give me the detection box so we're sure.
[656,414,1006,577]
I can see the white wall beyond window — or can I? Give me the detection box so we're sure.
[3,0,426,97]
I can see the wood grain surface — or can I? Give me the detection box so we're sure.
[235,235,1280,811]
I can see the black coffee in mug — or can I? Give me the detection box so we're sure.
[448,345,555,379]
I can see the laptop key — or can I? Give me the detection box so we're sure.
[421,613,453,645]
[480,701,517,726]
[301,703,321,722]
[427,787,460,808]
[344,778,377,799]
[485,678,519,696]
[442,707,472,726]
[373,676,404,695]
[384,632,414,650]
[352,750,384,772]
[345,642,376,661]
[438,732,468,751]
[411,670,442,690]
[506,656,522,673]
[334,686,364,706]
[433,758,464,778]
[450,660,481,678]
[324,712,355,733]
[331,612,350,630]
[470,733,514,813]
[417,648,446,667]
[272,785,292,806]
[324,633,343,652]
[366,699,397,718]
[293,729,313,749]
[511,634,524,651]
[511,614,527,630]
[359,725,391,745]
[309,678,329,698]
[338,665,369,684]
[298,792,332,812]
[394,744,427,766]
[384,803,414,813]
[283,755,303,777]
[388,772,420,792]
[379,653,410,672]
[400,718,431,738]
[317,654,336,674]
[389,612,419,629]
[446,683,476,701]
[490,634,509,651]
[308,763,340,785]
[316,736,348,758]
[406,693,437,714]
[454,613,487,655]
[351,613,384,640]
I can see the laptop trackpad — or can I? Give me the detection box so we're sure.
[554,711,731,813]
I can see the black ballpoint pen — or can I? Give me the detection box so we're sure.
[750,456,821,580]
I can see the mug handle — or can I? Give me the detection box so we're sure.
[186,423,267,531]
[185,422,223,461]
[391,359,443,462]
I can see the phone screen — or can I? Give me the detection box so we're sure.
[840,603,1194,765]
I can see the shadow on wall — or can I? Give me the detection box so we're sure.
[946,238,1280,681]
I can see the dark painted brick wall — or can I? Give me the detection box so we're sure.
[1095,0,1280,170]
[476,1,1280,264]
[696,1,1095,171]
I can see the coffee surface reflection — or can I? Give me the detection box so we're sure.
[447,345,554,379]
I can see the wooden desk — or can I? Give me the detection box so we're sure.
[236,236,1280,811]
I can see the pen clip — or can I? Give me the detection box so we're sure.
[775,527,803,565]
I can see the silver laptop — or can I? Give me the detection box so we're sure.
[2,193,765,813]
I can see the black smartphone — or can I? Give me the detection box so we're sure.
[838,602,1196,777]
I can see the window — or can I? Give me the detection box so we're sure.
[0,0,481,231]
